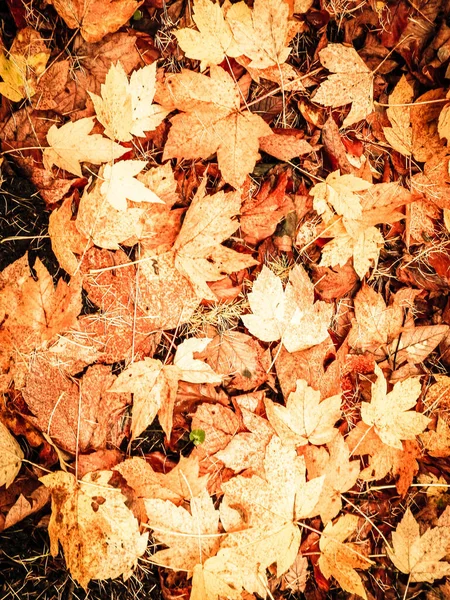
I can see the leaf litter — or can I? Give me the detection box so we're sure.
[3,1,450,599]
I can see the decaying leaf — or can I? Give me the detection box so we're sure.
[242,265,332,352]
[161,66,272,188]
[361,364,430,450]
[40,470,148,589]
[387,507,450,583]
[319,514,371,599]
[0,422,24,488]
[314,44,374,127]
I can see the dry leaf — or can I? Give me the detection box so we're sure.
[242,265,333,353]
[311,170,372,222]
[174,338,223,384]
[89,62,168,142]
[40,470,148,588]
[100,161,164,211]
[174,0,237,70]
[314,44,373,127]
[304,432,360,523]
[46,0,144,43]
[387,508,450,583]
[259,133,313,161]
[108,358,180,439]
[145,488,220,572]
[319,514,371,599]
[264,379,341,446]
[383,75,414,157]
[172,181,258,300]
[361,364,430,450]
[162,65,272,188]
[421,417,450,457]
[0,422,23,488]
[43,117,128,177]
[226,0,291,70]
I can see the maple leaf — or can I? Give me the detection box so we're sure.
[226,0,291,69]
[361,364,430,450]
[172,181,258,300]
[161,65,272,188]
[421,417,450,458]
[40,470,148,589]
[304,432,360,523]
[310,170,372,222]
[108,358,180,440]
[383,75,414,157]
[0,422,23,488]
[43,117,128,177]
[46,0,144,43]
[387,508,450,583]
[16,257,82,343]
[174,0,238,70]
[145,489,221,572]
[115,455,208,505]
[100,161,165,211]
[313,44,374,127]
[89,62,168,142]
[264,379,341,446]
[173,338,223,384]
[242,264,333,353]
[319,514,372,600]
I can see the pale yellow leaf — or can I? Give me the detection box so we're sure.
[174,0,237,70]
[40,470,148,589]
[242,265,333,352]
[314,44,373,127]
[383,75,414,156]
[264,379,341,446]
[0,422,23,488]
[145,489,220,572]
[319,514,371,599]
[311,170,372,222]
[226,0,291,69]
[43,117,128,177]
[100,161,165,211]
[361,364,430,450]
[387,508,450,583]
[174,338,223,384]
[352,226,384,279]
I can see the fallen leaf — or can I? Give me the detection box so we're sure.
[3,486,50,530]
[314,44,373,128]
[100,161,164,211]
[162,65,272,188]
[174,0,237,70]
[43,117,128,177]
[226,0,291,70]
[40,470,148,589]
[383,75,414,157]
[264,379,341,446]
[361,364,430,450]
[145,488,220,572]
[89,62,168,142]
[421,417,450,457]
[387,507,450,583]
[311,170,372,222]
[0,422,23,488]
[46,0,144,43]
[242,265,333,353]
[172,181,258,300]
[259,132,313,161]
[174,338,223,384]
[319,514,371,599]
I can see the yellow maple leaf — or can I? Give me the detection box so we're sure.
[264,379,341,446]
[0,422,23,488]
[319,514,372,600]
[162,65,272,188]
[145,489,221,572]
[43,117,128,177]
[226,0,291,69]
[174,0,238,70]
[387,507,450,583]
[361,364,430,450]
[313,44,373,128]
[100,160,165,211]
[89,62,168,142]
[172,180,258,300]
[40,470,148,589]
[242,264,333,353]
[310,170,372,222]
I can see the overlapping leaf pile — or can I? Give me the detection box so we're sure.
[3,0,450,598]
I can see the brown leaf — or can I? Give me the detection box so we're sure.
[47,0,144,43]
